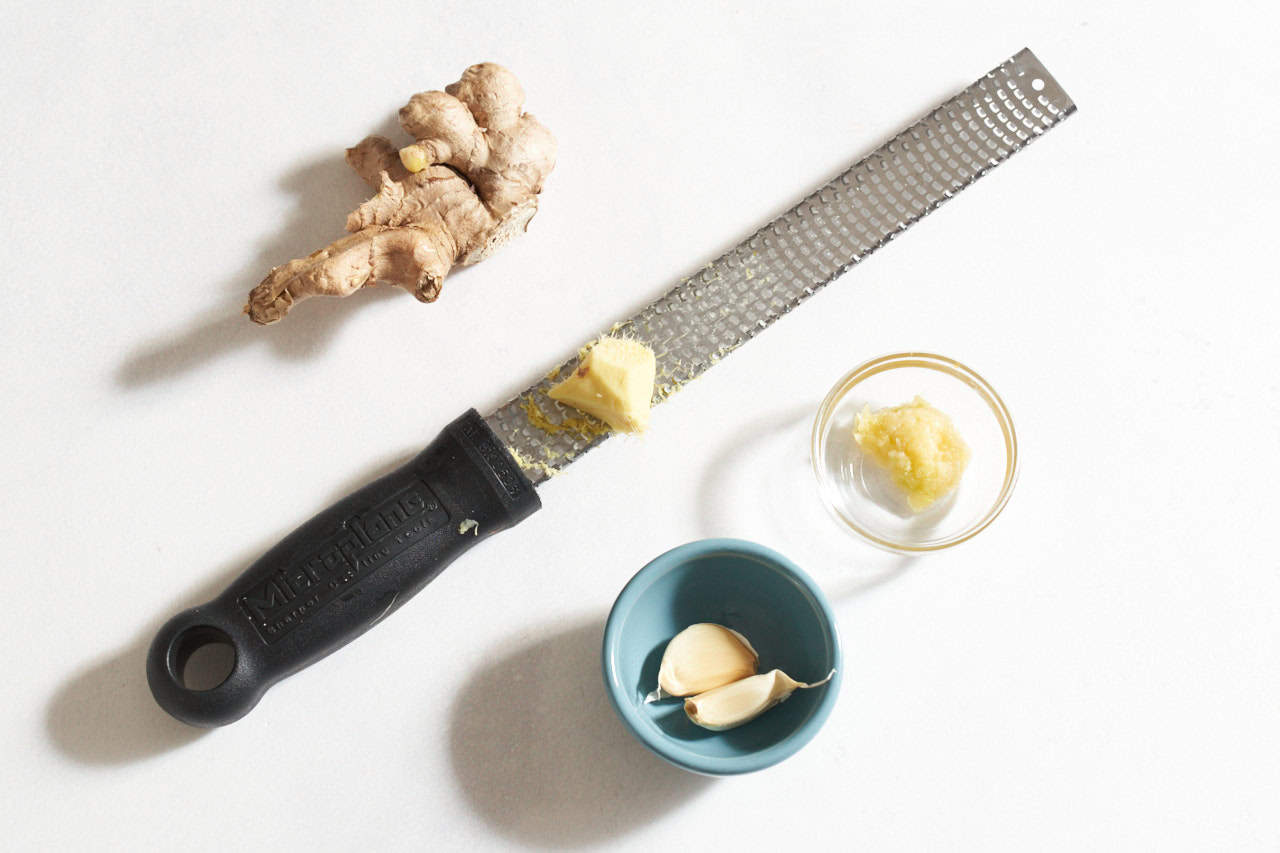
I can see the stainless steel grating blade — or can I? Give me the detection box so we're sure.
[486,48,1075,484]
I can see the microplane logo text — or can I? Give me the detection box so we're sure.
[237,481,447,642]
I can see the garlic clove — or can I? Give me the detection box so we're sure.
[683,668,834,731]
[645,623,759,703]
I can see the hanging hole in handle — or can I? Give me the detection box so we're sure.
[1031,78,1045,92]
[171,626,237,691]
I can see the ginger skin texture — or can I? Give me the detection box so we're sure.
[246,63,556,324]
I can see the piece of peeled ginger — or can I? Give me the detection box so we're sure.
[644,623,758,703]
[548,337,655,433]
[684,668,835,731]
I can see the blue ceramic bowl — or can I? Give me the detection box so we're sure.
[602,539,842,775]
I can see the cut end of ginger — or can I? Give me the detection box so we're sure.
[853,396,970,512]
[548,337,655,433]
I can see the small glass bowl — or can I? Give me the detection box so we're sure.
[811,353,1018,553]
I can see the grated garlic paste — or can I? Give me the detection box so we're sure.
[853,396,970,512]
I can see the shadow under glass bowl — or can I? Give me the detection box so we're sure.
[811,352,1018,553]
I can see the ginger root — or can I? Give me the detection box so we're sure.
[246,63,556,324]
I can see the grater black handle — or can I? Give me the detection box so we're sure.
[146,410,540,727]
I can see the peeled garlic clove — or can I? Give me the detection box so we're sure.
[645,623,759,703]
[684,668,834,731]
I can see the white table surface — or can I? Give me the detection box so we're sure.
[4,2,1278,849]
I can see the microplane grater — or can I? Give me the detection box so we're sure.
[486,47,1075,482]
[149,49,1075,726]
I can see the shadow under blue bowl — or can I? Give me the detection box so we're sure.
[602,538,842,775]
